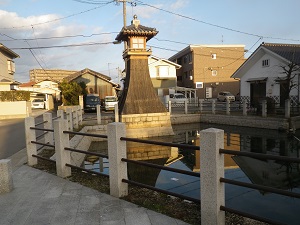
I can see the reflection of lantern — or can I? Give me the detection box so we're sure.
[115,15,167,115]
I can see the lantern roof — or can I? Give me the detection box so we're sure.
[115,15,158,42]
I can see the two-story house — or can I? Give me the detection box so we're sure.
[169,45,245,99]
[148,55,181,101]
[0,43,19,91]
[231,42,300,107]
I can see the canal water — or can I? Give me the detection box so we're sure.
[84,123,300,225]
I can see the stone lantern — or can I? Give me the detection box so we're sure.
[115,15,173,137]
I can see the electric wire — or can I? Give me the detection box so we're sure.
[136,0,300,42]
[0,1,114,30]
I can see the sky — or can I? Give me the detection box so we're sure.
[1,0,300,83]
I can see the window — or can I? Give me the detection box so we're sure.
[262,59,270,67]
[157,66,169,77]
[188,53,192,63]
[183,55,187,64]
[211,54,217,59]
[196,82,203,88]
[177,75,182,81]
[131,37,145,49]
[177,58,182,65]
[7,60,15,74]
[212,70,217,76]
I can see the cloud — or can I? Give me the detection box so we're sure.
[170,0,188,10]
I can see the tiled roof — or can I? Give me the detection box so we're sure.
[19,81,36,87]
[115,16,158,41]
[63,68,111,83]
[262,42,300,65]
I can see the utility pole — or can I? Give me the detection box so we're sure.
[115,0,129,50]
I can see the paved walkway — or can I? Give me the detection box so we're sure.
[1,151,189,225]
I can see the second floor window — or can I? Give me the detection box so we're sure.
[7,60,15,74]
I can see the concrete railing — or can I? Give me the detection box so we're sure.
[168,99,293,118]
[25,118,226,224]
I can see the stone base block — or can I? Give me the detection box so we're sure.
[121,112,174,137]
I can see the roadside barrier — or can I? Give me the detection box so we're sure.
[25,118,300,225]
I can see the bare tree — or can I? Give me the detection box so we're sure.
[276,62,300,101]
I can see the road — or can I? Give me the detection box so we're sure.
[0,110,47,159]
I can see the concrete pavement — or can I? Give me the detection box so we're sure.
[1,147,190,225]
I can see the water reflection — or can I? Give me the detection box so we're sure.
[84,123,300,224]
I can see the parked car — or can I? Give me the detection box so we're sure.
[104,96,118,111]
[31,99,45,109]
[84,94,101,112]
[217,91,235,102]
[169,93,188,104]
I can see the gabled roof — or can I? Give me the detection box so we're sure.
[262,43,300,65]
[149,55,182,69]
[231,42,300,79]
[115,15,158,42]
[0,43,19,58]
[0,78,13,83]
[64,68,111,82]
[64,68,120,89]
[19,81,36,87]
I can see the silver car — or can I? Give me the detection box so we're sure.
[217,91,235,102]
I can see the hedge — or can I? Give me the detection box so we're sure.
[0,91,31,101]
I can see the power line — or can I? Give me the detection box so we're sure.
[0,32,119,42]
[0,1,114,30]
[9,41,116,50]
[136,0,300,43]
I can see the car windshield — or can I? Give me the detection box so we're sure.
[86,97,100,103]
[105,97,117,102]
[176,95,185,98]
[225,93,233,96]
[33,99,44,102]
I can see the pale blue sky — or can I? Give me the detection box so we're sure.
[0,0,300,82]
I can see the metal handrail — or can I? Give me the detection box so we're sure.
[64,147,108,159]
[30,127,54,132]
[52,116,61,120]
[36,131,48,140]
[220,177,300,199]
[122,179,200,204]
[32,154,56,163]
[65,163,109,178]
[120,137,200,151]
[35,120,48,126]
[122,158,199,177]
[63,130,107,139]
[31,141,55,148]
[220,206,285,225]
[220,149,300,163]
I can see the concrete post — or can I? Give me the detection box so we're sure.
[107,122,128,198]
[54,119,71,178]
[115,103,119,122]
[73,106,79,130]
[57,109,64,120]
[25,117,37,166]
[212,100,216,114]
[243,101,247,116]
[226,100,230,115]
[77,105,83,125]
[285,99,291,118]
[43,113,54,145]
[199,99,203,112]
[96,105,101,124]
[66,108,73,131]
[168,101,172,114]
[262,100,267,117]
[79,95,84,110]
[200,128,225,225]
[0,159,13,193]
[184,100,188,114]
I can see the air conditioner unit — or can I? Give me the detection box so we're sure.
[196,82,203,89]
